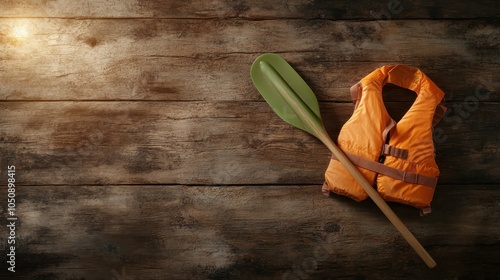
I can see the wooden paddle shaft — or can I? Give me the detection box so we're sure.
[319,134,437,268]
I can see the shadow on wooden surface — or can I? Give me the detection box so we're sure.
[0,185,498,279]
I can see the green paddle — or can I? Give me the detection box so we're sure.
[250,53,436,268]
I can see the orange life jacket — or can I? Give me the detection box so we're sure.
[323,65,447,215]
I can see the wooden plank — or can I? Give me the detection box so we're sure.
[1,101,498,186]
[0,184,498,279]
[0,2,497,280]
[0,18,499,102]
[0,0,499,19]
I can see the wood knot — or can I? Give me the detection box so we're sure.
[324,223,341,233]
[84,37,99,48]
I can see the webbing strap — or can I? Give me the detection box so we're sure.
[420,207,432,216]
[322,182,330,197]
[382,118,396,143]
[383,144,408,159]
[331,151,437,188]
[432,101,447,126]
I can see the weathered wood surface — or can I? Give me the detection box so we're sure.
[0,18,499,101]
[0,0,499,19]
[0,185,498,279]
[1,0,499,279]
[1,101,498,186]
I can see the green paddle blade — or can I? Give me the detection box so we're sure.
[250,53,326,139]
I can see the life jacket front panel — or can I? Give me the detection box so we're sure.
[324,65,446,212]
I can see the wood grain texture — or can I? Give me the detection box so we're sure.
[0,0,499,19]
[1,101,498,186]
[0,18,499,101]
[0,1,499,278]
[0,184,498,279]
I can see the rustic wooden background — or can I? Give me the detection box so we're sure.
[0,1,499,279]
